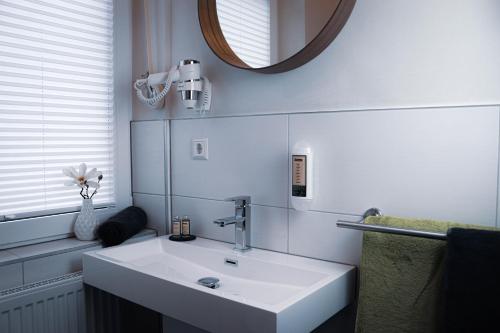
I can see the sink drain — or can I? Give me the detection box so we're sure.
[197,277,220,289]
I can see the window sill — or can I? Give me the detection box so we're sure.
[0,228,157,268]
[0,205,129,250]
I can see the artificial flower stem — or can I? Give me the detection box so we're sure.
[89,177,102,199]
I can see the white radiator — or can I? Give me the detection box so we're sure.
[0,272,86,333]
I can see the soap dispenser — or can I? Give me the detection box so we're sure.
[169,216,196,242]
[290,143,313,211]
[171,216,181,236]
[181,216,191,236]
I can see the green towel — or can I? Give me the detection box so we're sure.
[355,216,492,333]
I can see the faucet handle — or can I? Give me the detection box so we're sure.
[225,196,251,206]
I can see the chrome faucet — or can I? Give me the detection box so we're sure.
[214,196,251,251]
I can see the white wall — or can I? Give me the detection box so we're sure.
[131,1,500,252]
[130,3,500,329]
[132,0,173,120]
[133,0,500,120]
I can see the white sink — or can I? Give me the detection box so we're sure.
[83,236,355,333]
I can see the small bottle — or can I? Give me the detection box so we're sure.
[171,216,181,236]
[181,216,191,236]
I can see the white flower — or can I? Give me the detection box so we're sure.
[63,163,101,188]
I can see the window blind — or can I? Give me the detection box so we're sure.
[0,0,115,220]
[216,0,271,68]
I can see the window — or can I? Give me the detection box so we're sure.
[216,0,271,68]
[0,0,115,221]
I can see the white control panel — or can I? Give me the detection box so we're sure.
[291,144,313,211]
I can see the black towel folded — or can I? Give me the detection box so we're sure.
[96,206,147,247]
[444,227,500,333]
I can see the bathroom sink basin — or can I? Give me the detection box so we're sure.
[83,236,355,333]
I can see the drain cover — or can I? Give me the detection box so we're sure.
[197,277,220,289]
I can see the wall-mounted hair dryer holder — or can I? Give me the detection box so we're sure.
[134,59,212,112]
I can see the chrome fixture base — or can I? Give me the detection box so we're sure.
[214,196,251,251]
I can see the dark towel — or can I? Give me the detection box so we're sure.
[444,228,500,333]
[96,206,147,247]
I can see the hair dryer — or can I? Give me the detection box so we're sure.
[134,59,212,112]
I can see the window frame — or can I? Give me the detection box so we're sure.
[0,0,133,250]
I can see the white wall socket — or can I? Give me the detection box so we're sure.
[192,138,208,160]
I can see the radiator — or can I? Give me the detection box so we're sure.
[0,271,162,333]
[0,272,86,333]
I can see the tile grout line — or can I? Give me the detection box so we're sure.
[165,103,500,121]
[132,192,167,197]
[165,120,173,235]
[170,194,362,217]
[171,194,287,209]
[496,106,500,228]
[286,114,290,254]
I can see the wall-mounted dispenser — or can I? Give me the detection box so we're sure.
[291,144,313,211]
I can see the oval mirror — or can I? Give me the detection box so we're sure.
[198,0,356,74]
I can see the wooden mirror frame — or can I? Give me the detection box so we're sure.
[198,0,356,74]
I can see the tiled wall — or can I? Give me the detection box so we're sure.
[131,121,170,235]
[133,105,500,265]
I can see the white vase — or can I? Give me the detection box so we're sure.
[74,198,98,241]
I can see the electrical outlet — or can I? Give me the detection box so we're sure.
[192,138,208,160]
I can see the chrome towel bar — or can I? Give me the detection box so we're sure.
[337,208,447,240]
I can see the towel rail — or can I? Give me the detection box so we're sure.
[336,208,447,240]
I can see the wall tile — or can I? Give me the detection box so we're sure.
[24,246,101,284]
[169,107,499,266]
[7,238,96,260]
[289,106,499,226]
[251,204,288,253]
[133,193,168,235]
[0,251,19,266]
[171,116,288,207]
[131,121,167,195]
[289,210,363,265]
[0,263,22,290]
[172,196,288,253]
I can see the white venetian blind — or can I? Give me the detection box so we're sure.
[216,0,271,68]
[0,0,115,220]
